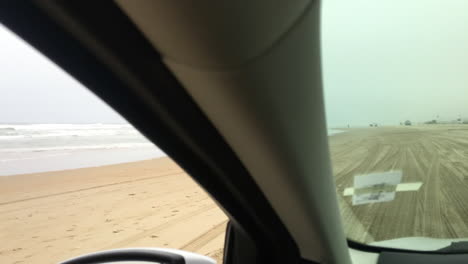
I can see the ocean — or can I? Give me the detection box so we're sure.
[0,124,344,176]
[0,124,164,176]
[328,129,344,136]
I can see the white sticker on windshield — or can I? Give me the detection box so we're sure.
[352,171,402,205]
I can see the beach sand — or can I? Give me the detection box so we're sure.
[331,125,468,244]
[0,157,227,264]
[5,125,468,263]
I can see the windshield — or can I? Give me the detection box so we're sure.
[322,0,468,251]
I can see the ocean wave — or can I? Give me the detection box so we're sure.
[0,123,140,139]
[0,142,155,153]
[328,129,345,135]
[0,123,132,129]
[0,127,17,136]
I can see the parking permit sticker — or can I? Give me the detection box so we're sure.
[352,171,402,205]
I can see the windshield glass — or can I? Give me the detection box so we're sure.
[322,0,468,251]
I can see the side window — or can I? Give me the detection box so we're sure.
[0,24,227,263]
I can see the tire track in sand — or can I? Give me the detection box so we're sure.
[0,171,183,207]
[108,203,218,248]
[181,220,228,252]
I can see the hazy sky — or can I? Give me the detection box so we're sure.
[322,0,468,127]
[2,1,468,126]
[0,24,125,124]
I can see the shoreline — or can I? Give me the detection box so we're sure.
[0,147,166,177]
[0,155,166,178]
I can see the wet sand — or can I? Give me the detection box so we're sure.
[330,125,468,243]
[0,158,227,264]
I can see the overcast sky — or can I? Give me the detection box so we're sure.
[0,24,125,124]
[1,1,468,126]
[322,0,468,127]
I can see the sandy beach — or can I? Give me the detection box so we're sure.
[0,157,227,264]
[331,125,468,244]
[4,125,468,263]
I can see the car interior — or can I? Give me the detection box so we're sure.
[2,1,468,263]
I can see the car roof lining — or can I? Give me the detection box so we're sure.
[114,0,310,70]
